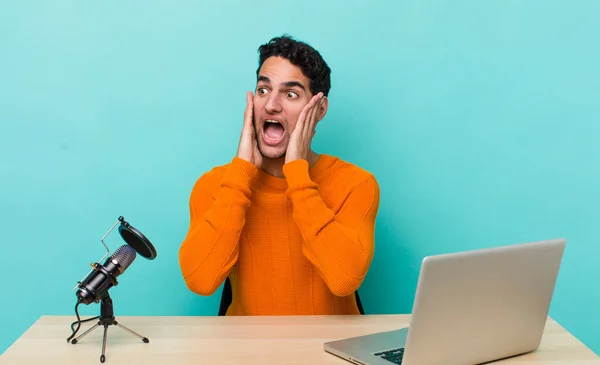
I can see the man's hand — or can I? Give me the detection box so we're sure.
[236,91,263,168]
[285,92,325,164]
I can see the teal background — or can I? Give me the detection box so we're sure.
[1,0,599,357]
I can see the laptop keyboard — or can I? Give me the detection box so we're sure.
[374,348,404,364]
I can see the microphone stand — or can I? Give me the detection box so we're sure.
[70,291,149,363]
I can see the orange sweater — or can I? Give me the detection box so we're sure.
[179,154,380,315]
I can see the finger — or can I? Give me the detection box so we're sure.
[243,92,256,140]
[312,96,324,136]
[304,93,323,140]
[295,95,316,135]
[302,100,317,140]
[244,91,254,128]
[301,94,320,132]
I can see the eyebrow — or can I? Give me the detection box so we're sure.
[257,76,306,92]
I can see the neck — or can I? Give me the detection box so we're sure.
[261,150,320,178]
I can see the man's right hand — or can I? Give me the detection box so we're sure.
[236,91,262,168]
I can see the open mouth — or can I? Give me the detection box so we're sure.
[262,119,285,145]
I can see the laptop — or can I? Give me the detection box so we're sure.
[324,238,566,365]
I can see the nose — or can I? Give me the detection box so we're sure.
[264,93,282,114]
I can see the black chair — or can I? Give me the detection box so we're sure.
[218,277,365,315]
[218,277,233,316]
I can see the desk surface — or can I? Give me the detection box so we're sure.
[1,315,598,364]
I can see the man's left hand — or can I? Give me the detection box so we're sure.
[285,92,325,164]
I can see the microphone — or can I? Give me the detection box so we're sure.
[76,245,137,305]
[67,216,157,361]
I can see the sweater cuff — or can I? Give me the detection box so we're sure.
[222,157,259,188]
[283,159,313,190]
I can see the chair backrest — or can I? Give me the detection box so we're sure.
[218,277,365,315]
[218,276,233,316]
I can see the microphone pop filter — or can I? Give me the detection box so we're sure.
[117,216,157,260]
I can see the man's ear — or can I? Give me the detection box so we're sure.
[318,96,328,121]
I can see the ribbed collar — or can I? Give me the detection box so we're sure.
[256,154,338,190]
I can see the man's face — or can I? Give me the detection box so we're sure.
[253,56,313,160]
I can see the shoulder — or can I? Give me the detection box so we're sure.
[319,155,379,190]
[189,160,232,195]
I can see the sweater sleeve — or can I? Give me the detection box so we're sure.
[179,157,258,295]
[282,159,380,297]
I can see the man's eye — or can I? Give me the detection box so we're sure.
[257,88,269,95]
[286,91,298,99]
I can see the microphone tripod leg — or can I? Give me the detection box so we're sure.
[71,322,101,344]
[71,293,149,363]
[114,321,150,343]
[101,324,108,363]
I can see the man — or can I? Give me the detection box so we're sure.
[179,35,380,315]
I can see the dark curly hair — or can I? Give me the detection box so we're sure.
[257,35,331,97]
